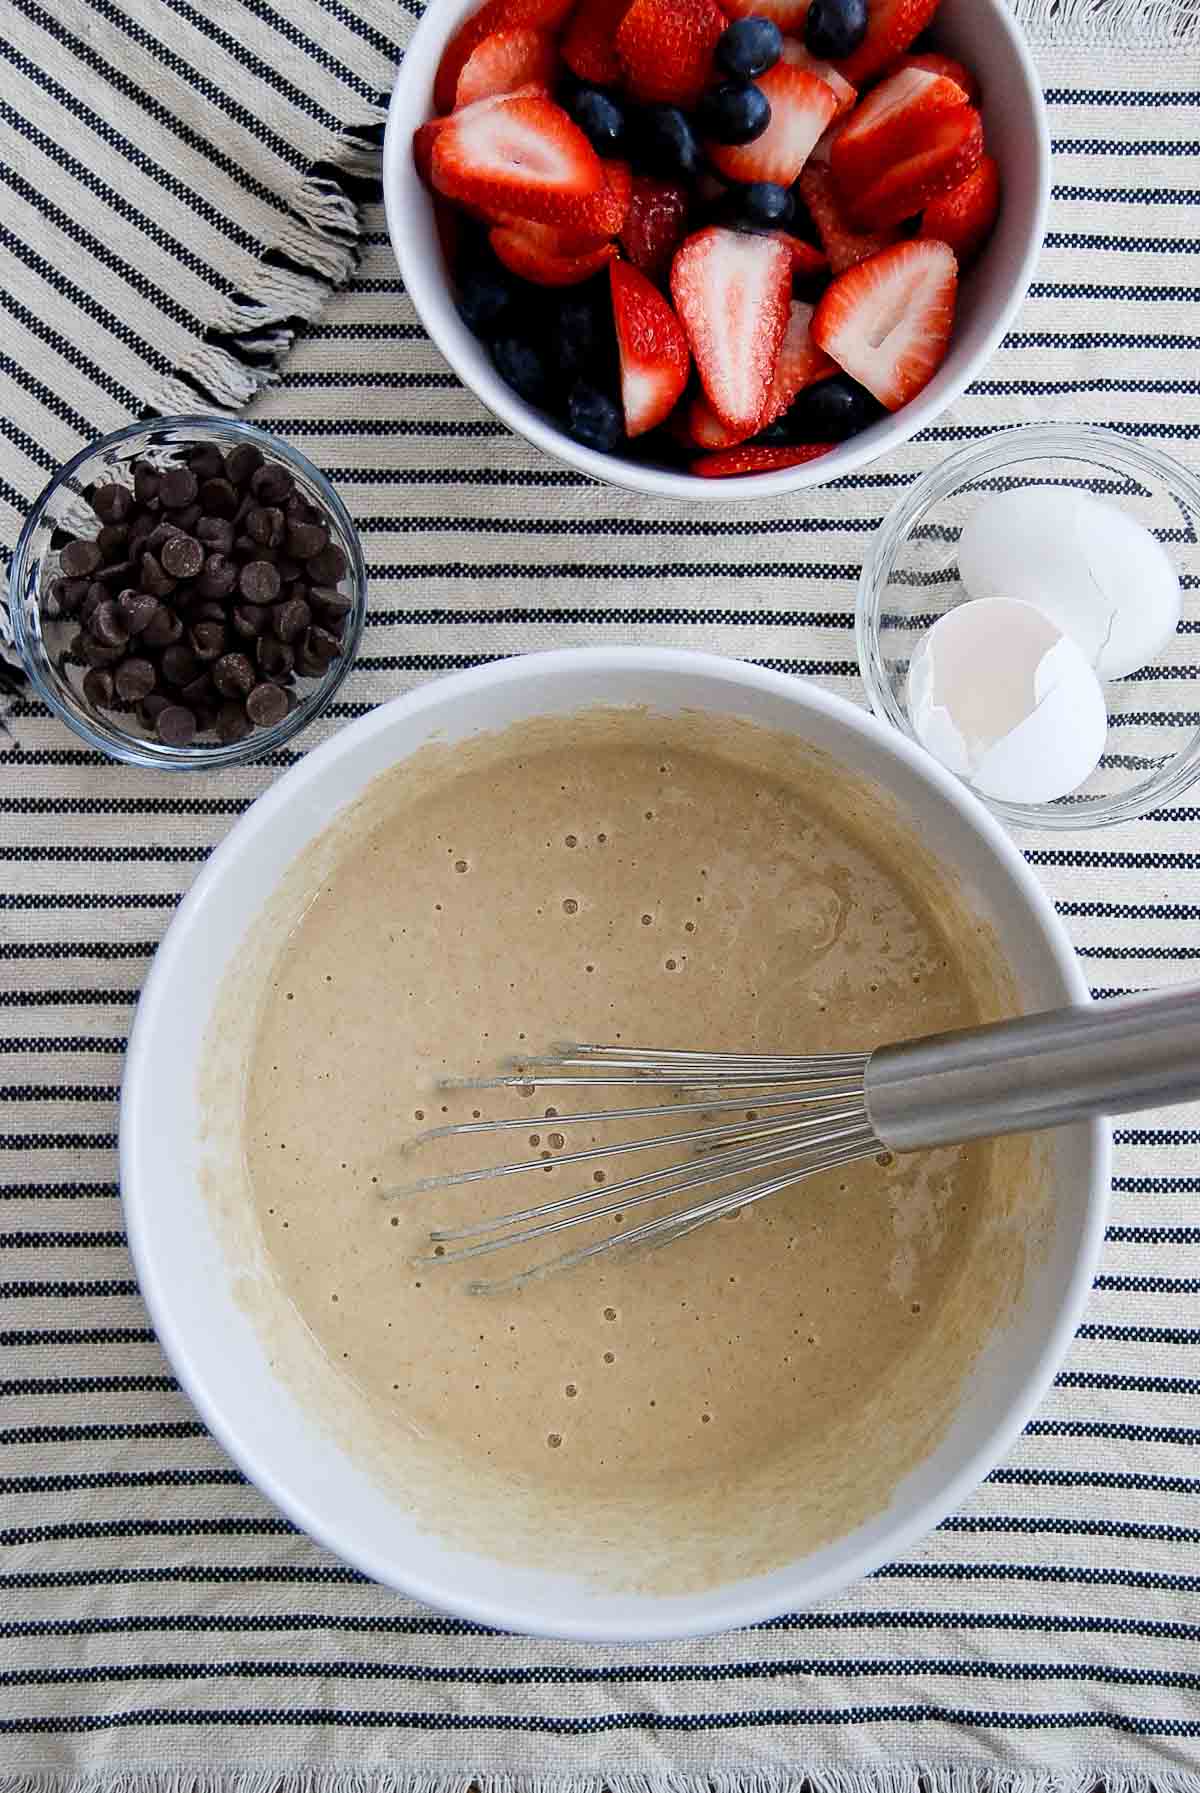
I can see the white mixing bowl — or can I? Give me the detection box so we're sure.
[120,649,1109,1641]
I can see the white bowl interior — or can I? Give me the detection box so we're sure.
[121,650,1108,1642]
[382,0,1049,503]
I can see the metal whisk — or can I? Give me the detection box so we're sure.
[386,982,1200,1293]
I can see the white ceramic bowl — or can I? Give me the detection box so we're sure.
[121,649,1108,1641]
[383,0,1049,503]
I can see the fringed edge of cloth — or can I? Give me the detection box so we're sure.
[4,1771,1200,1793]
[1009,0,1200,45]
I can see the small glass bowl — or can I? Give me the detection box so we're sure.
[857,423,1200,831]
[9,414,367,770]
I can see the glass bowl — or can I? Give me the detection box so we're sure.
[9,414,367,770]
[857,423,1200,831]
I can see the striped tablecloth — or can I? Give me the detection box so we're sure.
[2,2,1199,1789]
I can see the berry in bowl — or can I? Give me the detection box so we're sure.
[384,0,1048,500]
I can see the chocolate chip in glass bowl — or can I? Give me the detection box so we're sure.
[157,704,198,747]
[90,599,131,649]
[158,466,199,510]
[186,443,226,483]
[196,553,238,600]
[60,538,102,579]
[199,477,239,519]
[119,590,161,635]
[97,523,130,558]
[307,542,347,585]
[239,560,281,605]
[217,701,253,745]
[82,667,115,709]
[257,636,294,680]
[161,642,201,688]
[286,520,328,561]
[247,505,286,548]
[225,443,264,488]
[133,462,160,505]
[114,656,158,703]
[250,462,293,505]
[190,620,226,661]
[196,515,235,555]
[142,603,183,649]
[230,603,269,640]
[91,483,133,525]
[246,681,289,727]
[272,595,310,642]
[212,651,256,699]
[140,552,177,599]
[160,533,204,580]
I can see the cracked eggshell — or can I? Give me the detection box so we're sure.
[907,596,1109,805]
[957,487,1181,680]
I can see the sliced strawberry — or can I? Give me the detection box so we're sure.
[413,84,551,189]
[430,95,606,229]
[687,297,835,448]
[920,153,1000,265]
[719,0,812,30]
[581,157,632,236]
[831,67,969,196]
[778,36,857,117]
[490,219,617,283]
[706,59,839,186]
[433,0,574,113]
[772,231,830,279]
[796,162,898,273]
[561,0,631,84]
[670,226,792,435]
[610,261,690,435]
[615,0,726,106]
[833,0,939,88]
[619,175,690,284]
[690,442,835,477]
[837,101,984,230]
[810,238,957,411]
[455,27,559,107]
[893,51,982,105]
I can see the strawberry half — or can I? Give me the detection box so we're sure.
[772,231,830,279]
[615,0,726,107]
[414,84,554,190]
[670,226,792,436]
[836,100,984,231]
[810,238,957,411]
[796,162,897,274]
[433,0,574,112]
[610,261,691,435]
[583,157,633,236]
[833,0,940,88]
[561,0,631,85]
[706,60,839,186]
[619,175,690,285]
[719,0,813,30]
[430,95,606,229]
[779,36,857,117]
[690,442,835,477]
[920,153,1001,265]
[894,52,982,106]
[687,297,834,448]
[455,27,559,108]
[831,67,969,195]
[490,219,617,284]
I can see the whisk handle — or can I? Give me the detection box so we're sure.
[864,981,1200,1152]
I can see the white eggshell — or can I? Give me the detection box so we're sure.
[957,487,1181,680]
[907,596,1109,805]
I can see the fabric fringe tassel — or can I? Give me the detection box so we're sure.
[5,1769,1200,1793]
[1009,0,1200,43]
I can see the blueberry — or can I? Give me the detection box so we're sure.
[633,105,703,177]
[456,263,515,337]
[567,380,623,453]
[549,294,602,382]
[716,16,783,78]
[753,416,794,445]
[786,372,880,441]
[739,181,794,229]
[697,81,771,147]
[804,0,868,60]
[564,85,626,156]
[492,336,549,408]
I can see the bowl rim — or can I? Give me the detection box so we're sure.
[120,645,1110,1641]
[855,420,1200,830]
[382,0,1051,504]
[9,413,368,771]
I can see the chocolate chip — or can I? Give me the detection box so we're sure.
[175,502,203,534]
[161,643,200,687]
[307,542,347,584]
[234,535,266,562]
[91,483,133,524]
[311,585,352,618]
[225,443,264,488]
[286,521,328,561]
[217,701,252,744]
[159,466,199,509]
[246,681,289,727]
[82,667,115,708]
[305,624,341,667]
[251,463,293,504]
[128,514,155,551]
[271,595,310,642]
[79,586,105,626]
[142,604,183,649]
[199,477,239,519]
[139,692,172,726]
[212,652,256,698]
[196,516,235,555]
[60,538,102,579]
[97,523,130,557]
[247,506,286,547]
[257,636,294,679]
[190,620,226,661]
[160,533,204,579]
[157,704,197,747]
[186,443,226,482]
[119,591,161,635]
[181,672,214,708]
[294,644,326,679]
[230,603,269,640]
[140,552,176,598]
[81,635,125,668]
[133,463,160,505]
[275,555,303,584]
[191,600,228,625]
[196,553,237,599]
[114,657,157,702]
[97,557,136,587]
[239,560,281,605]
[89,599,130,648]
